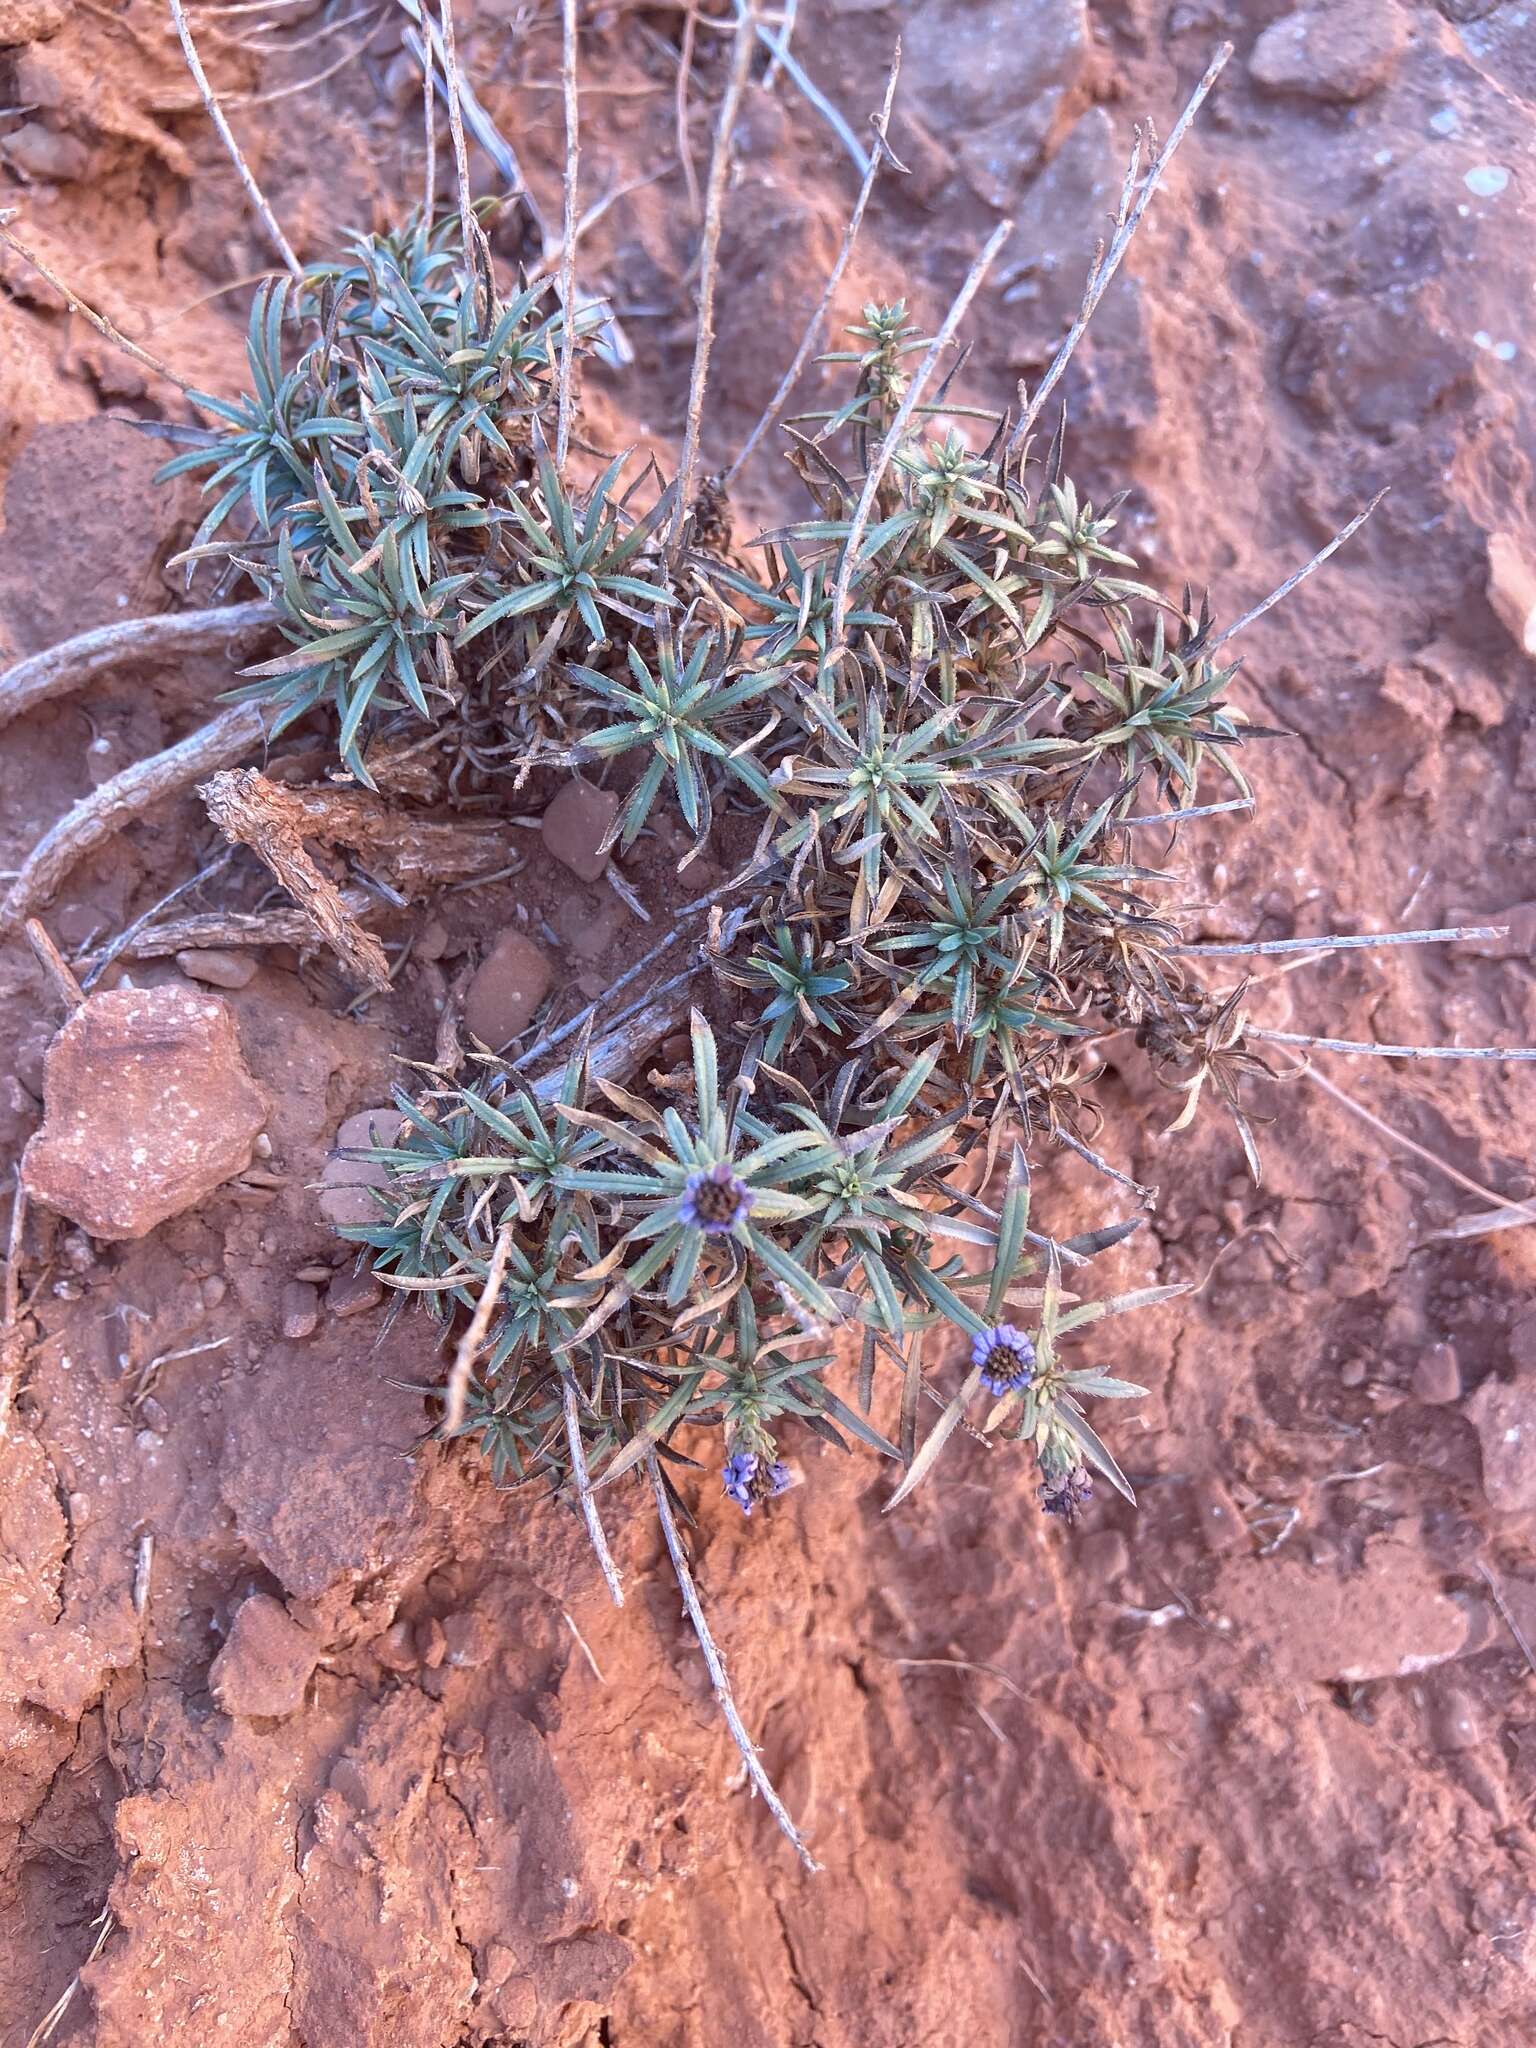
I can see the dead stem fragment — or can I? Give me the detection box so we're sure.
[200,768,394,991]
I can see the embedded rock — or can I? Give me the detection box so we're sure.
[542,777,619,882]
[1467,1377,1536,1516]
[463,928,553,1048]
[21,985,267,1241]
[318,1105,404,1229]
[209,1593,319,1719]
[1249,4,1404,105]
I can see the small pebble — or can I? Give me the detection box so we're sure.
[541,778,619,883]
[1426,1683,1482,1754]
[279,1280,319,1341]
[1340,1357,1369,1388]
[176,947,258,991]
[326,1268,382,1319]
[374,1619,420,1673]
[1412,1342,1461,1406]
[463,929,553,1049]
[319,1106,403,1229]
[417,1615,448,1669]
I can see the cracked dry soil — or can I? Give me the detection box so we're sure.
[3,2,1536,2044]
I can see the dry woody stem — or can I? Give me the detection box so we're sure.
[1,702,269,934]
[669,0,758,559]
[443,1219,517,1433]
[200,767,394,990]
[827,216,1014,661]
[0,213,200,397]
[563,1378,625,1606]
[555,0,581,469]
[0,601,276,732]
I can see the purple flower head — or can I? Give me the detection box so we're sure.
[681,1161,755,1235]
[1041,1465,1094,1524]
[723,1451,759,1513]
[970,1323,1037,1396]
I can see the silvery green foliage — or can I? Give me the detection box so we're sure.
[180,227,1276,1522]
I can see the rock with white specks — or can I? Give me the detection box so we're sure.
[1249,4,1404,105]
[1467,1377,1536,1516]
[21,985,267,1241]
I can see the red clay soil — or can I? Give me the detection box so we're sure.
[3,2,1536,2044]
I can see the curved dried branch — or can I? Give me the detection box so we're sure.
[556,0,581,468]
[0,702,268,934]
[0,214,200,397]
[564,1378,624,1606]
[200,768,393,991]
[0,601,276,733]
[825,215,1013,662]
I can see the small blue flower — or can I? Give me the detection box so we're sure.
[1041,1465,1094,1522]
[681,1161,755,1235]
[723,1451,759,1513]
[970,1323,1037,1395]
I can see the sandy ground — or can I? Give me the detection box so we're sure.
[2,1,1535,2043]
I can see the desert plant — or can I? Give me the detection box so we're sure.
[17,23,1515,1874]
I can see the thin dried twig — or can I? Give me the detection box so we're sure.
[893,1654,1028,1705]
[83,893,377,970]
[200,767,393,990]
[0,213,201,396]
[669,0,758,560]
[1,702,268,934]
[24,920,85,1011]
[1176,923,1507,959]
[1477,1561,1536,1678]
[561,1606,607,1681]
[1287,1061,1536,1229]
[751,15,867,177]
[1253,1027,1536,1063]
[555,0,580,468]
[77,847,238,990]
[22,1908,114,2048]
[1,1171,27,1445]
[226,13,394,107]
[1054,1125,1155,1207]
[648,1452,818,1872]
[435,0,483,315]
[0,601,276,733]
[826,216,1014,661]
[167,0,303,282]
[420,0,437,220]
[441,1217,515,1433]
[728,44,902,483]
[674,0,702,218]
[522,860,772,1067]
[532,991,691,1101]
[1006,42,1231,457]
[1427,1203,1536,1243]
[1210,491,1387,652]
[562,1377,624,1605]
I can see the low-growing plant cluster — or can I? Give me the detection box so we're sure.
[161,204,1281,1538]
